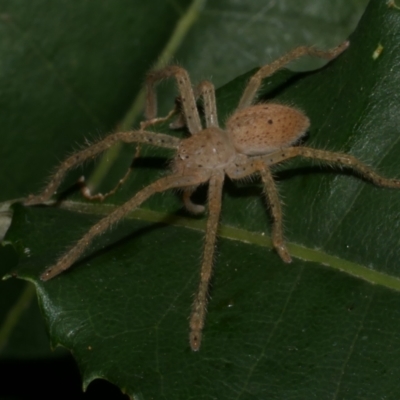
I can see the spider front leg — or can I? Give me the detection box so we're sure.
[143,79,218,130]
[145,66,202,134]
[24,130,179,206]
[144,76,219,214]
[190,171,225,351]
[41,173,208,281]
[194,80,218,128]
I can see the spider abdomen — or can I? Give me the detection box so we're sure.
[226,103,310,156]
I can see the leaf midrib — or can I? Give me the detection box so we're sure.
[59,199,400,292]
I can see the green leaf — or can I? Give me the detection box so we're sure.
[6,0,400,399]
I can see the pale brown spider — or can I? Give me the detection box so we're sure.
[24,40,400,351]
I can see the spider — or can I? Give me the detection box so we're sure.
[24,39,400,351]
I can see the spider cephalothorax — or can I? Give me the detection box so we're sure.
[25,40,400,351]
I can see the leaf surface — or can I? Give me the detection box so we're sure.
[4,0,400,399]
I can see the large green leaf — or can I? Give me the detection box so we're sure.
[0,0,365,368]
[5,0,400,398]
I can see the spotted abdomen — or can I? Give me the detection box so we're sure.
[226,103,310,156]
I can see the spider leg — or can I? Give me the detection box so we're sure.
[24,130,179,206]
[144,78,219,131]
[183,186,205,214]
[194,80,218,128]
[140,106,179,131]
[226,160,291,262]
[78,145,141,202]
[238,41,349,109]
[40,173,209,281]
[263,146,400,189]
[170,80,219,131]
[259,166,291,263]
[190,171,225,351]
[145,66,202,134]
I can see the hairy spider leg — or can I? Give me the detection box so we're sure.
[145,65,219,132]
[259,167,291,262]
[40,173,209,281]
[261,146,400,190]
[194,80,219,128]
[238,41,349,109]
[189,171,225,351]
[225,159,291,263]
[78,145,142,202]
[155,80,219,131]
[145,66,202,134]
[140,106,179,131]
[24,130,179,206]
